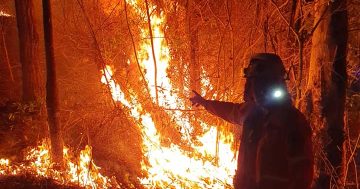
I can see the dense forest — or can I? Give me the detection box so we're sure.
[0,0,359,188]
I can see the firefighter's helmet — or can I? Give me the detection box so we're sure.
[244,53,286,79]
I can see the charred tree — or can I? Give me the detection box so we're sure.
[42,0,64,165]
[305,0,348,187]
[15,0,44,102]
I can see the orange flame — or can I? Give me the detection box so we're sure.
[0,140,118,188]
[100,4,237,187]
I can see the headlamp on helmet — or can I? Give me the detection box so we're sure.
[271,88,285,100]
[262,87,288,106]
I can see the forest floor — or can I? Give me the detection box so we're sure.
[0,175,83,189]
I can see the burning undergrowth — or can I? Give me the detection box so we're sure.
[0,139,119,189]
[96,5,238,186]
[0,1,238,188]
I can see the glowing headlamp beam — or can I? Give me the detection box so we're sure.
[272,89,284,99]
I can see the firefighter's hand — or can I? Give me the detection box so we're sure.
[190,90,206,107]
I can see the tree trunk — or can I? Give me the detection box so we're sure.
[43,0,64,166]
[305,0,348,187]
[15,0,44,102]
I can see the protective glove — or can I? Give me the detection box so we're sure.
[190,90,206,107]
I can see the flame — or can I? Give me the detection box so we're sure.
[0,10,11,17]
[0,140,117,188]
[102,65,237,188]
[100,2,238,188]
[0,2,237,188]
[101,65,130,107]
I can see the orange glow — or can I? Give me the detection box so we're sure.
[1,1,237,188]
[100,2,238,188]
[0,140,117,188]
[101,65,237,188]
[0,10,11,17]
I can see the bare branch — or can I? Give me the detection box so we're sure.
[1,29,14,82]
[145,0,159,106]
[269,0,299,40]
[308,4,329,36]
[124,0,152,99]
[76,0,117,107]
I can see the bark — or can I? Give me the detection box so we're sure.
[43,0,64,166]
[306,0,348,187]
[15,0,44,102]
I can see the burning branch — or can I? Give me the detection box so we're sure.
[124,0,152,100]
[145,0,159,106]
[75,0,117,107]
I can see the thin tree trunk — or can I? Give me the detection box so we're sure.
[1,31,14,82]
[124,0,151,98]
[15,0,44,102]
[225,0,235,85]
[306,0,348,187]
[294,0,304,107]
[296,39,303,106]
[145,0,159,105]
[43,0,64,166]
[75,0,117,107]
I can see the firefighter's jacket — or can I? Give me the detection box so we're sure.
[202,100,313,189]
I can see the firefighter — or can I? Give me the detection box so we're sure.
[190,53,313,189]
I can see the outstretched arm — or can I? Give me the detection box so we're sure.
[190,91,253,125]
